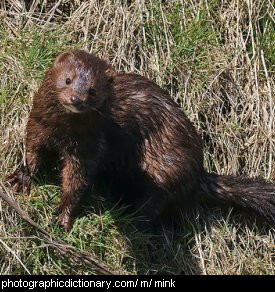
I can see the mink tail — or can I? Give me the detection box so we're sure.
[199,173,275,224]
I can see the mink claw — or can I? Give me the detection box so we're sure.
[57,206,74,231]
[5,166,32,195]
[59,214,73,231]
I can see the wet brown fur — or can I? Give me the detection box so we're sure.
[7,50,275,229]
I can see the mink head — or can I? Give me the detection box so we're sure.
[51,50,116,114]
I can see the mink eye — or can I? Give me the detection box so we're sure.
[65,78,71,85]
[88,88,96,96]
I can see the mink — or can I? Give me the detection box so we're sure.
[7,50,275,229]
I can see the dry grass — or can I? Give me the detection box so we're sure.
[0,0,274,275]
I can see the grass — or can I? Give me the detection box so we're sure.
[0,0,274,275]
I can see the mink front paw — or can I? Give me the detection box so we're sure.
[57,206,75,231]
[60,214,74,230]
[6,165,31,194]
[58,212,74,230]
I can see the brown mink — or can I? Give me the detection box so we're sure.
[7,50,275,229]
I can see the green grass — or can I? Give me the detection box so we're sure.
[0,0,274,275]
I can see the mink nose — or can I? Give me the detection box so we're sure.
[70,96,82,106]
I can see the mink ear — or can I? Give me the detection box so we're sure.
[54,51,74,67]
[105,66,117,82]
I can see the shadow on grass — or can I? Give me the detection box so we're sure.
[32,168,201,274]
[79,199,203,275]
[30,166,273,275]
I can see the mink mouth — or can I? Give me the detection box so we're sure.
[62,102,90,113]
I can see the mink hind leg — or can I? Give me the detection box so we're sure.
[110,172,174,230]
[97,169,192,231]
